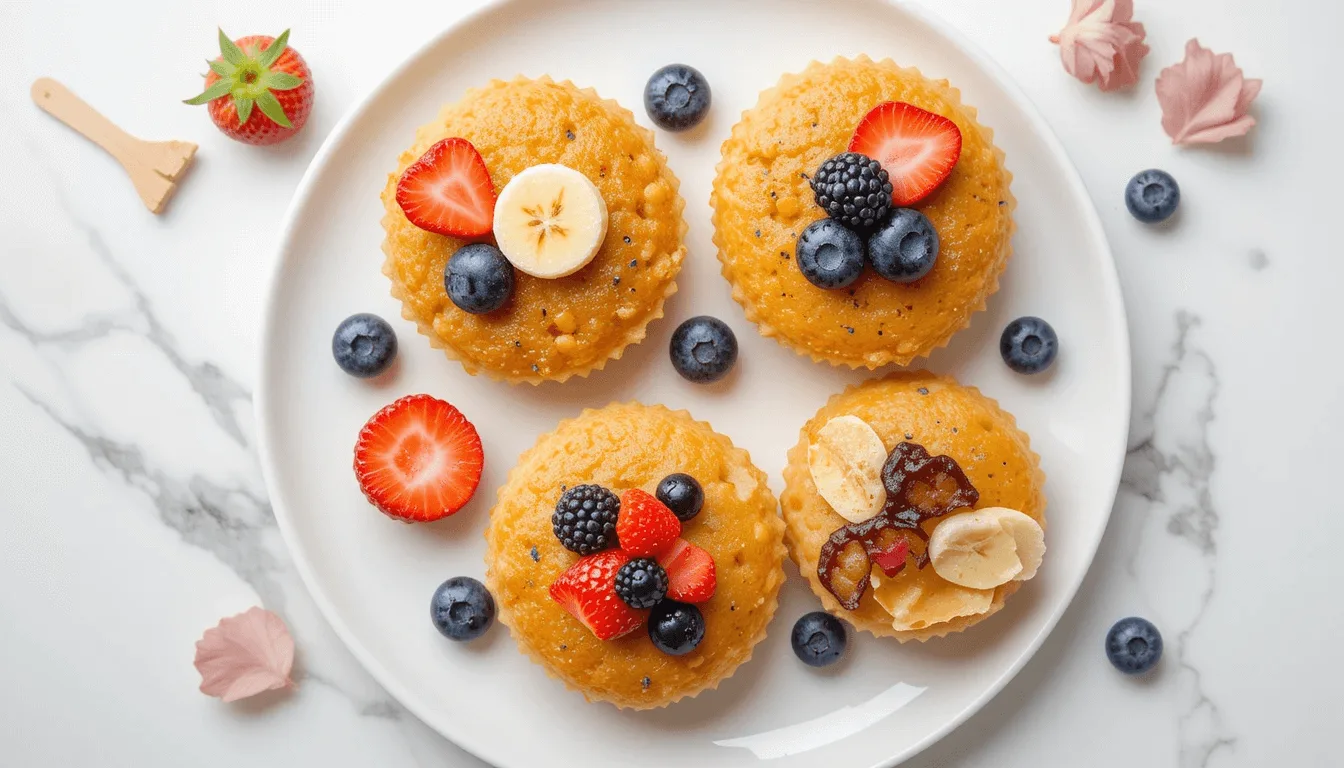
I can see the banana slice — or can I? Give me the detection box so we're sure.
[872,572,994,632]
[808,415,887,523]
[928,507,1045,589]
[493,164,608,279]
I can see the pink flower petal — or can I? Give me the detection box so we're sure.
[1157,39,1261,145]
[1052,0,1150,91]
[194,607,295,703]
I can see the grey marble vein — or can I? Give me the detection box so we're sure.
[5,124,251,446]
[1120,311,1234,768]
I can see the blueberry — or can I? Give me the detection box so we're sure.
[1000,316,1058,375]
[445,243,515,315]
[796,219,865,290]
[429,576,496,642]
[644,64,712,131]
[1125,169,1180,223]
[868,208,939,283]
[331,313,397,378]
[656,473,704,522]
[669,316,737,383]
[1105,616,1163,674]
[648,600,705,656]
[790,611,847,667]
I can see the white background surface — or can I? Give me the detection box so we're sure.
[1,1,1335,766]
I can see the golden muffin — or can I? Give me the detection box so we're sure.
[781,371,1045,641]
[711,56,1014,368]
[485,403,786,708]
[381,77,687,383]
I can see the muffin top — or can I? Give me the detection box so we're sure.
[381,77,686,383]
[485,403,785,709]
[712,56,1014,368]
[781,371,1045,641]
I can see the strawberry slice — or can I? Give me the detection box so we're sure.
[395,137,497,238]
[616,488,681,558]
[848,102,963,206]
[353,394,484,522]
[549,550,644,640]
[871,537,910,577]
[658,539,717,603]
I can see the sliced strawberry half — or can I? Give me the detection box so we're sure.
[848,102,963,206]
[549,550,645,641]
[658,539,717,603]
[353,394,484,522]
[395,137,497,238]
[616,488,681,558]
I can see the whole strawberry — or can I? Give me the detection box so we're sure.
[185,29,313,146]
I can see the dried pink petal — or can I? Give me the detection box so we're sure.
[1156,39,1262,145]
[194,607,295,702]
[1051,0,1150,92]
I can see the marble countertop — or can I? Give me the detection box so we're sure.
[2,0,1334,765]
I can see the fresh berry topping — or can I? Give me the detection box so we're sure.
[669,316,738,383]
[870,536,910,577]
[429,576,495,642]
[868,208,940,283]
[552,485,621,555]
[445,243,514,314]
[809,152,893,230]
[656,473,704,523]
[548,550,644,641]
[1125,169,1180,223]
[643,64,712,132]
[396,137,497,238]
[184,29,314,146]
[791,612,848,667]
[795,219,865,290]
[331,313,397,378]
[648,600,705,656]
[353,395,484,522]
[849,102,963,206]
[658,539,717,603]
[1000,316,1059,375]
[614,558,669,609]
[1105,616,1163,674]
[616,488,681,558]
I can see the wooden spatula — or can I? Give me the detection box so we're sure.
[31,77,197,214]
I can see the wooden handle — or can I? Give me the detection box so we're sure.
[31,77,196,214]
[31,77,140,162]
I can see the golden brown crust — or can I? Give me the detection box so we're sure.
[711,56,1015,369]
[780,371,1046,641]
[382,77,687,383]
[485,403,786,708]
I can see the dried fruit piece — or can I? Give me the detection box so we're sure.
[881,442,979,525]
[816,441,978,609]
[807,415,888,523]
[929,507,1046,589]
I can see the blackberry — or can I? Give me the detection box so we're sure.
[809,152,893,230]
[552,485,620,555]
[614,558,669,609]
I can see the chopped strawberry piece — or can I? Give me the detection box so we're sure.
[849,102,963,206]
[548,550,644,641]
[616,488,681,558]
[871,537,910,577]
[658,539,717,603]
[395,137,497,238]
[353,394,484,522]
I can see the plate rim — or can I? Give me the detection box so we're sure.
[254,1,1132,765]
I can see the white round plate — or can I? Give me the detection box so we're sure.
[257,0,1130,765]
